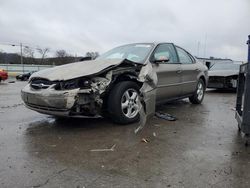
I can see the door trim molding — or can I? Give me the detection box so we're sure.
[158,80,196,88]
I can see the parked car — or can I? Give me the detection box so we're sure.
[207,62,241,89]
[0,69,8,82]
[16,71,37,81]
[21,43,208,124]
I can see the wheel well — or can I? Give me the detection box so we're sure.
[113,73,142,88]
[101,74,142,112]
[199,76,206,87]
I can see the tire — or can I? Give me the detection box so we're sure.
[107,81,140,124]
[189,79,205,104]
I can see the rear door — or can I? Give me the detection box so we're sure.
[176,46,199,95]
[151,43,182,102]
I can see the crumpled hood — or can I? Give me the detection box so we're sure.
[208,70,239,77]
[30,59,125,81]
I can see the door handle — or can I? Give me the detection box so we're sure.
[176,70,182,74]
[195,68,200,72]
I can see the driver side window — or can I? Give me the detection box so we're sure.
[151,44,178,63]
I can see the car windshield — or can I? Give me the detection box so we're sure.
[97,43,154,64]
[210,62,240,71]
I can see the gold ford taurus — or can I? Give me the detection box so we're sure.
[21,43,208,124]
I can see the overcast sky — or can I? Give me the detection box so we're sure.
[0,0,249,60]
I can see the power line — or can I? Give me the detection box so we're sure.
[0,42,77,54]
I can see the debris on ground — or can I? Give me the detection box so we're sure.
[153,132,157,137]
[200,110,210,114]
[90,144,116,152]
[49,145,57,147]
[0,103,24,109]
[31,168,67,188]
[232,151,242,156]
[141,138,149,143]
[230,107,236,111]
[155,112,177,121]
[153,124,161,127]
[134,99,147,134]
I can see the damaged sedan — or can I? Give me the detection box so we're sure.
[207,62,241,89]
[21,43,208,124]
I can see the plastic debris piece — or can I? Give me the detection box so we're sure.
[134,62,158,134]
[134,99,147,134]
[153,124,161,127]
[153,132,157,137]
[155,112,177,121]
[90,144,116,152]
[141,138,149,143]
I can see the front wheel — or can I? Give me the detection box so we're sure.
[107,81,140,124]
[189,79,205,104]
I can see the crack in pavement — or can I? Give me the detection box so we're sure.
[31,168,67,188]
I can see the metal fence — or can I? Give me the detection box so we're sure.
[0,64,54,75]
[235,35,250,145]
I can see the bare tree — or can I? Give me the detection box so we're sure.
[23,47,35,64]
[55,49,71,65]
[37,47,50,64]
[55,50,68,58]
[85,51,99,60]
[23,47,34,57]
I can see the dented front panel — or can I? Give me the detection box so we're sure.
[21,59,157,120]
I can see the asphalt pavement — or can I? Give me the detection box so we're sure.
[0,80,250,188]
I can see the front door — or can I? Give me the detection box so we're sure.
[151,43,182,102]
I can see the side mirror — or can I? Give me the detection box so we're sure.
[154,56,170,64]
[205,61,211,70]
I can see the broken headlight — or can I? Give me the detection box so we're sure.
[54,78,91,90]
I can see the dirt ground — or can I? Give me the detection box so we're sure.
[0,80,250,188]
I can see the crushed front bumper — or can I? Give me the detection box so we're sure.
[21,84,79,116]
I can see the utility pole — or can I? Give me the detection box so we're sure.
[0,42,27,73]
[204,34,207,58]
[248,35,250,63]
[20,43,24,73]
[197,41,200,57]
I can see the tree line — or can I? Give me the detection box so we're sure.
[0,47,99,65]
